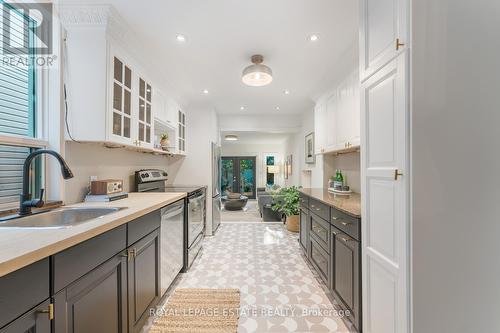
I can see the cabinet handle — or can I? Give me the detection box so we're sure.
[341,237,351,243]
[396,38,405,51]
[341,221,351,226]
[332,216,338,220]
[37,303,54,320]
[394,169,403,180]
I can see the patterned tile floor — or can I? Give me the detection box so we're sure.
[148,222,354,333]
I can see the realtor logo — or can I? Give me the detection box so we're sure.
[1,1,53,55]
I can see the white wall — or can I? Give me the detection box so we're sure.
[283,108,323,188]
[221,142,285,188]
[219,114,302,133]
[63,142,173,204]
[412,1,500,332]
[170,107,219,235]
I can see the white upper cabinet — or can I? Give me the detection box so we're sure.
[110,56,133,145]
[314,103,327,154]
[359,0,408,81]
[316,70,360,154]
[106,46,155,149]
[61,5,185,154]
[136,77,153,148]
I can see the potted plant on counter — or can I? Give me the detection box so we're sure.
[160,133,169,151]
[272,186,300,232]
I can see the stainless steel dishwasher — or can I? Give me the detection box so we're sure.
[160,200,185,296]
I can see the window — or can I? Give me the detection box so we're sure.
[0,2,41,210]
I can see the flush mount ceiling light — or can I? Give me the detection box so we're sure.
[283,89,290,95]
[176,34,186,42]
[225,134,238,141]
[275,106,280,111]
[309,34,320,42]
[240,106,245,110]
[242,54,273,87]
[202,89,209,94]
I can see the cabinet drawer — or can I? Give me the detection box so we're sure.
[0,259,49,329]
[127,209,161,246]
[310,237,330,286]
[309,199,329,221]
[310,213,330,252]
[53,225,126,292]
[299,194,309,209]
[330,207,360,241]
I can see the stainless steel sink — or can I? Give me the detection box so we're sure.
[0,207,124,229]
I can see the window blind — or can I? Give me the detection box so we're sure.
[0,3,34,137]
[0,3,37,209]
[0,144,29,209]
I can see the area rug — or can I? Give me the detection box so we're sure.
[149,288,240,333]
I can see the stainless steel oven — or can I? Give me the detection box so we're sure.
[135,169,206,271]
[188,189,205,246]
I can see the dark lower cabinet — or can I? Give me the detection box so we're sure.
[53,252,128,333]
[299,208,309,252]
[127,229,160,333]
[0,299,51,333]
[309,236,330,286]
[333,232,360,331]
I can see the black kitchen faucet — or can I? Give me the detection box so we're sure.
[19,149,74,216]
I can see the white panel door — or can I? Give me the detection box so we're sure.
[359,0,408,81]
[361,54,409,333]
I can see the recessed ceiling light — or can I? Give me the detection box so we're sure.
[275,106,280,111]
[176,34,186,42]
[309,34,319,42]
[283,89,290,95]
[240,106,245,110]
[225,134,238,141]
[202,89,209,94]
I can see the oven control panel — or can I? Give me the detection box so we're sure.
[135,169,168,183]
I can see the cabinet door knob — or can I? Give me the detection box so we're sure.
[396,38,405,51]
[394,169,404,180]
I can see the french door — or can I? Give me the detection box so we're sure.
[221,156,256,199]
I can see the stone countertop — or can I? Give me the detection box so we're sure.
[0,192,186,278]
[299,188,361,218]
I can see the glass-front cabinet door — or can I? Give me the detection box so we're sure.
[137,78,153,148]
[111,56,132,144]
[178,110,186,153]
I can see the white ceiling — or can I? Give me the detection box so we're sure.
[59,0,358,115]
[221,131,290,145]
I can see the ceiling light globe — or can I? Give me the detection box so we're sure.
[242,55,273,87]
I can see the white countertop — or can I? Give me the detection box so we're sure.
[0,192,186,278]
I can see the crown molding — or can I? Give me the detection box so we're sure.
[57,4,114,26]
